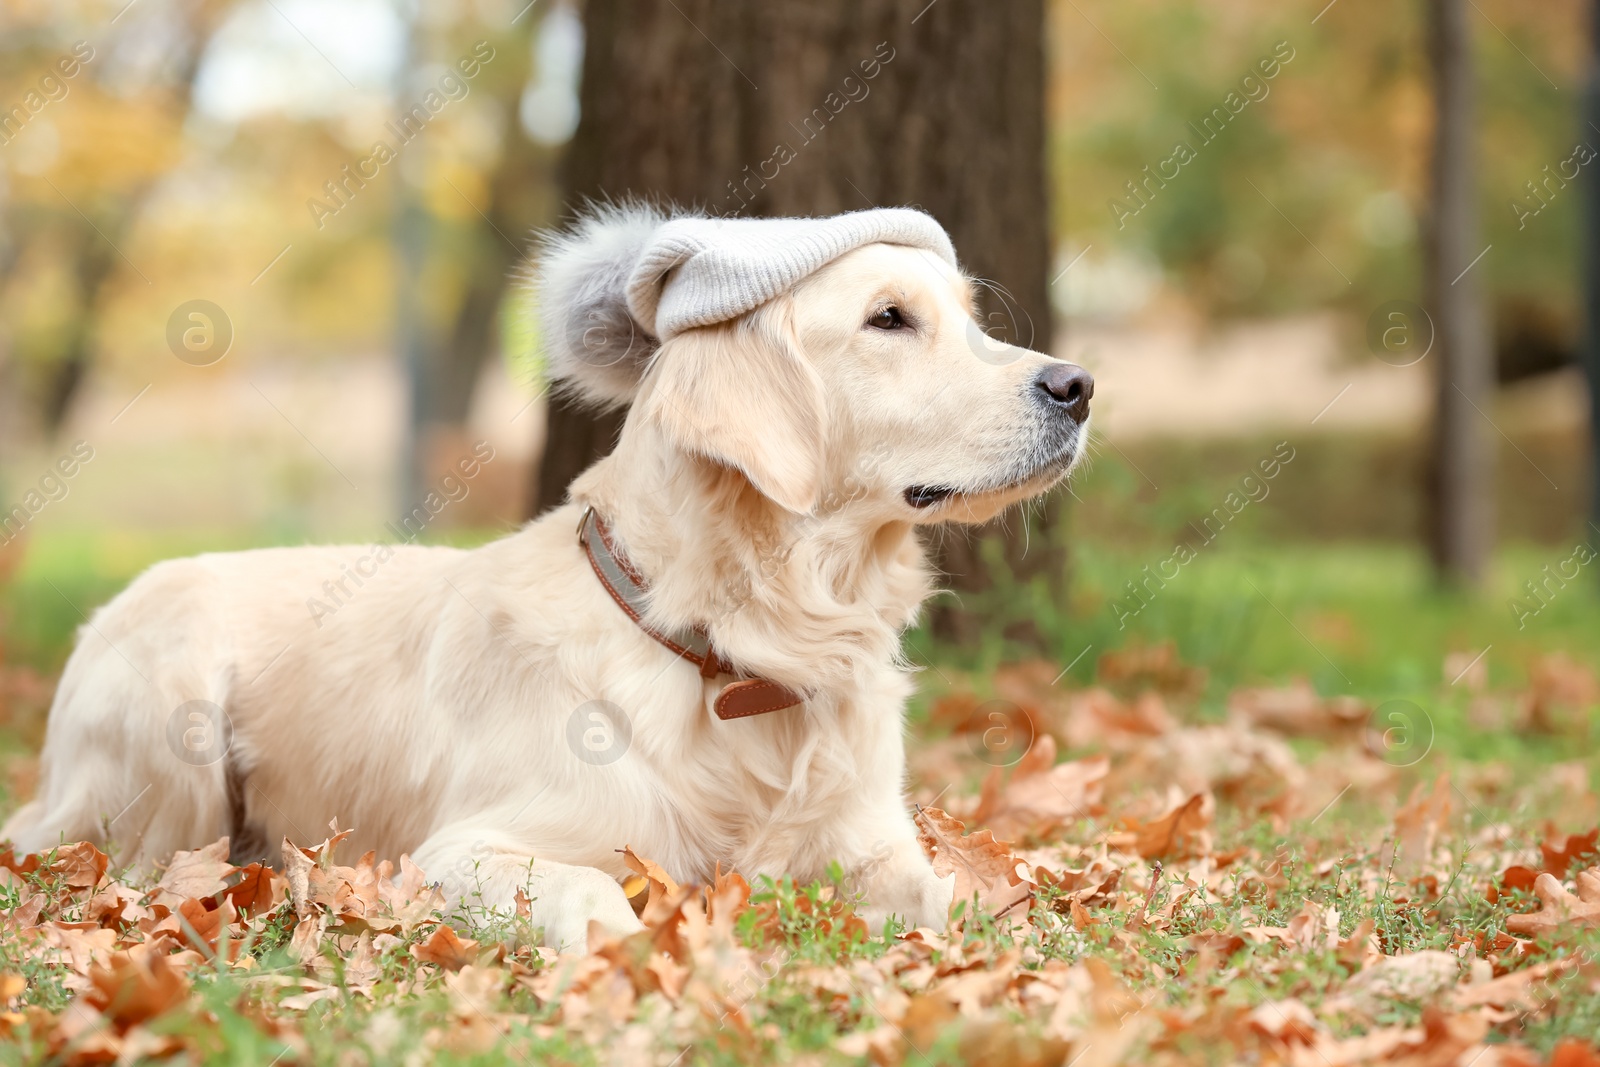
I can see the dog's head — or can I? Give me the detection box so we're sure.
[536,205,1091,526]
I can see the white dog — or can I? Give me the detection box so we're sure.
[3,206,1092,949]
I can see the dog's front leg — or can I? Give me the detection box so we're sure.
[842,815,954,933]
[412,830,644,952]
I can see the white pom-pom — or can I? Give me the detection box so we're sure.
[530,201,668,408]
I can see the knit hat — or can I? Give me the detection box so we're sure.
[535,203,959,406]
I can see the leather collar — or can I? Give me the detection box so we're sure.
[577,507,803,721]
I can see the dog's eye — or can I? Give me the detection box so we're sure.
[866,306,906,331]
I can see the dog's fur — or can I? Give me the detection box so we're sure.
[3,217,1089,949]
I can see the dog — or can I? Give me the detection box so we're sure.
[3,206,1092,949]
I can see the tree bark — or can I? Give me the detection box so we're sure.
[1585,0,1600,536]
[398,21,540,507]
[1424,0,1494,585]
[532,0,1059,636]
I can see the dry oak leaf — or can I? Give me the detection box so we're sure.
[1245,996,1322,1045]
[1033,858,1121,912]
[1540,827,1600,879]
[1130,792,1212,860]
[68,952,190,1036]
[1548,1039,1600,1067]
[1052,687,1179,753]
[1450,958,1576,1013]
[970,735,1107,845]
[1332,951,1460,1018]
[1489,865,1541,904]
[35,925,119,985]
[18,840,110,891]
[1113,724,1303,815]
[151,895,242,956]
[914,806,1032,921]
[1522,652,1600,735]
[1505,867,1600,937]
[411,924,482,971]
[224,862,284,915]
[1394,773,1455,880]
[1096,641,1206,698]
[620,845,686,928]
[156,837,234,899]
[1305,1005,1488,1067]
[1228,679,1368,740]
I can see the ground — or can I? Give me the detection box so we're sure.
[0,527,1598,1066]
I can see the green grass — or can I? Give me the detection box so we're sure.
[917,537,1600,767]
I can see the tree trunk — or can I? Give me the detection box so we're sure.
[1584,0,1600,537]
[532,0,1059,637]
[1424,0,1494,585]
[398,21,538,508]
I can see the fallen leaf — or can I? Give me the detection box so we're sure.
[157,838,234,899]
[1130,793,1211,860]
[82,952,189,1030]
[1228,679,1368,740]
[48,841,109,890]
[620,846,684,927]
[223,863,282,915]
[970,736,1107,844]
[1505,867,1600,937]
[1394,773,1454,879]
[1488,865,1540,904]
[914,807,1031,921]
[411,925,481,971]
[1540,828,1600,879]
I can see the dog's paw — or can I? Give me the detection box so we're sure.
[546,907,645,953]
[542,869,647,952]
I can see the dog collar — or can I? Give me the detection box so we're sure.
[577,507,803,721]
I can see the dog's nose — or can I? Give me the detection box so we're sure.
[1035,363,1094,421]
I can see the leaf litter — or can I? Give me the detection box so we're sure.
[0,643,1597,1064]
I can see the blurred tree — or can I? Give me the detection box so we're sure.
[396,15,548,509]
[1424,0,1495,585]
[1586,0,1600,531]
[534,0,1057,642]
[0,0,227,439]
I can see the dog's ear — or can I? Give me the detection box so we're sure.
[639,302,827,515]
[531,203,665,408]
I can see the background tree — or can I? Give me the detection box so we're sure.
[1424,0,1495,586]
[1586,0,1600,537]
[532,0,1058,640]
[394,14,549,506]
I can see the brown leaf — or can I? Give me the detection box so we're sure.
[971,736,1107,844]
[49,841,109,890]
[1505,867,1600,937]
[223,863,283,915]
[1228,679,1368,740]
[1522,653,1600,734]
[1541,828,1600,879]
[169,896,239,954]
[1096,642,1206,698]
[0,849,40,879]
[914,806,1031,920]
[1489,865,1540,903]
[1394,773,1454,879]
[1335,950,1459,1016]
[1548,1039,1600,1067]
[1131,793,1211,860]
[281,838,314,919]
[411,925,481,971]
[157,838,234,899]
[82,952,189,1031]
[620,846,685,928]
